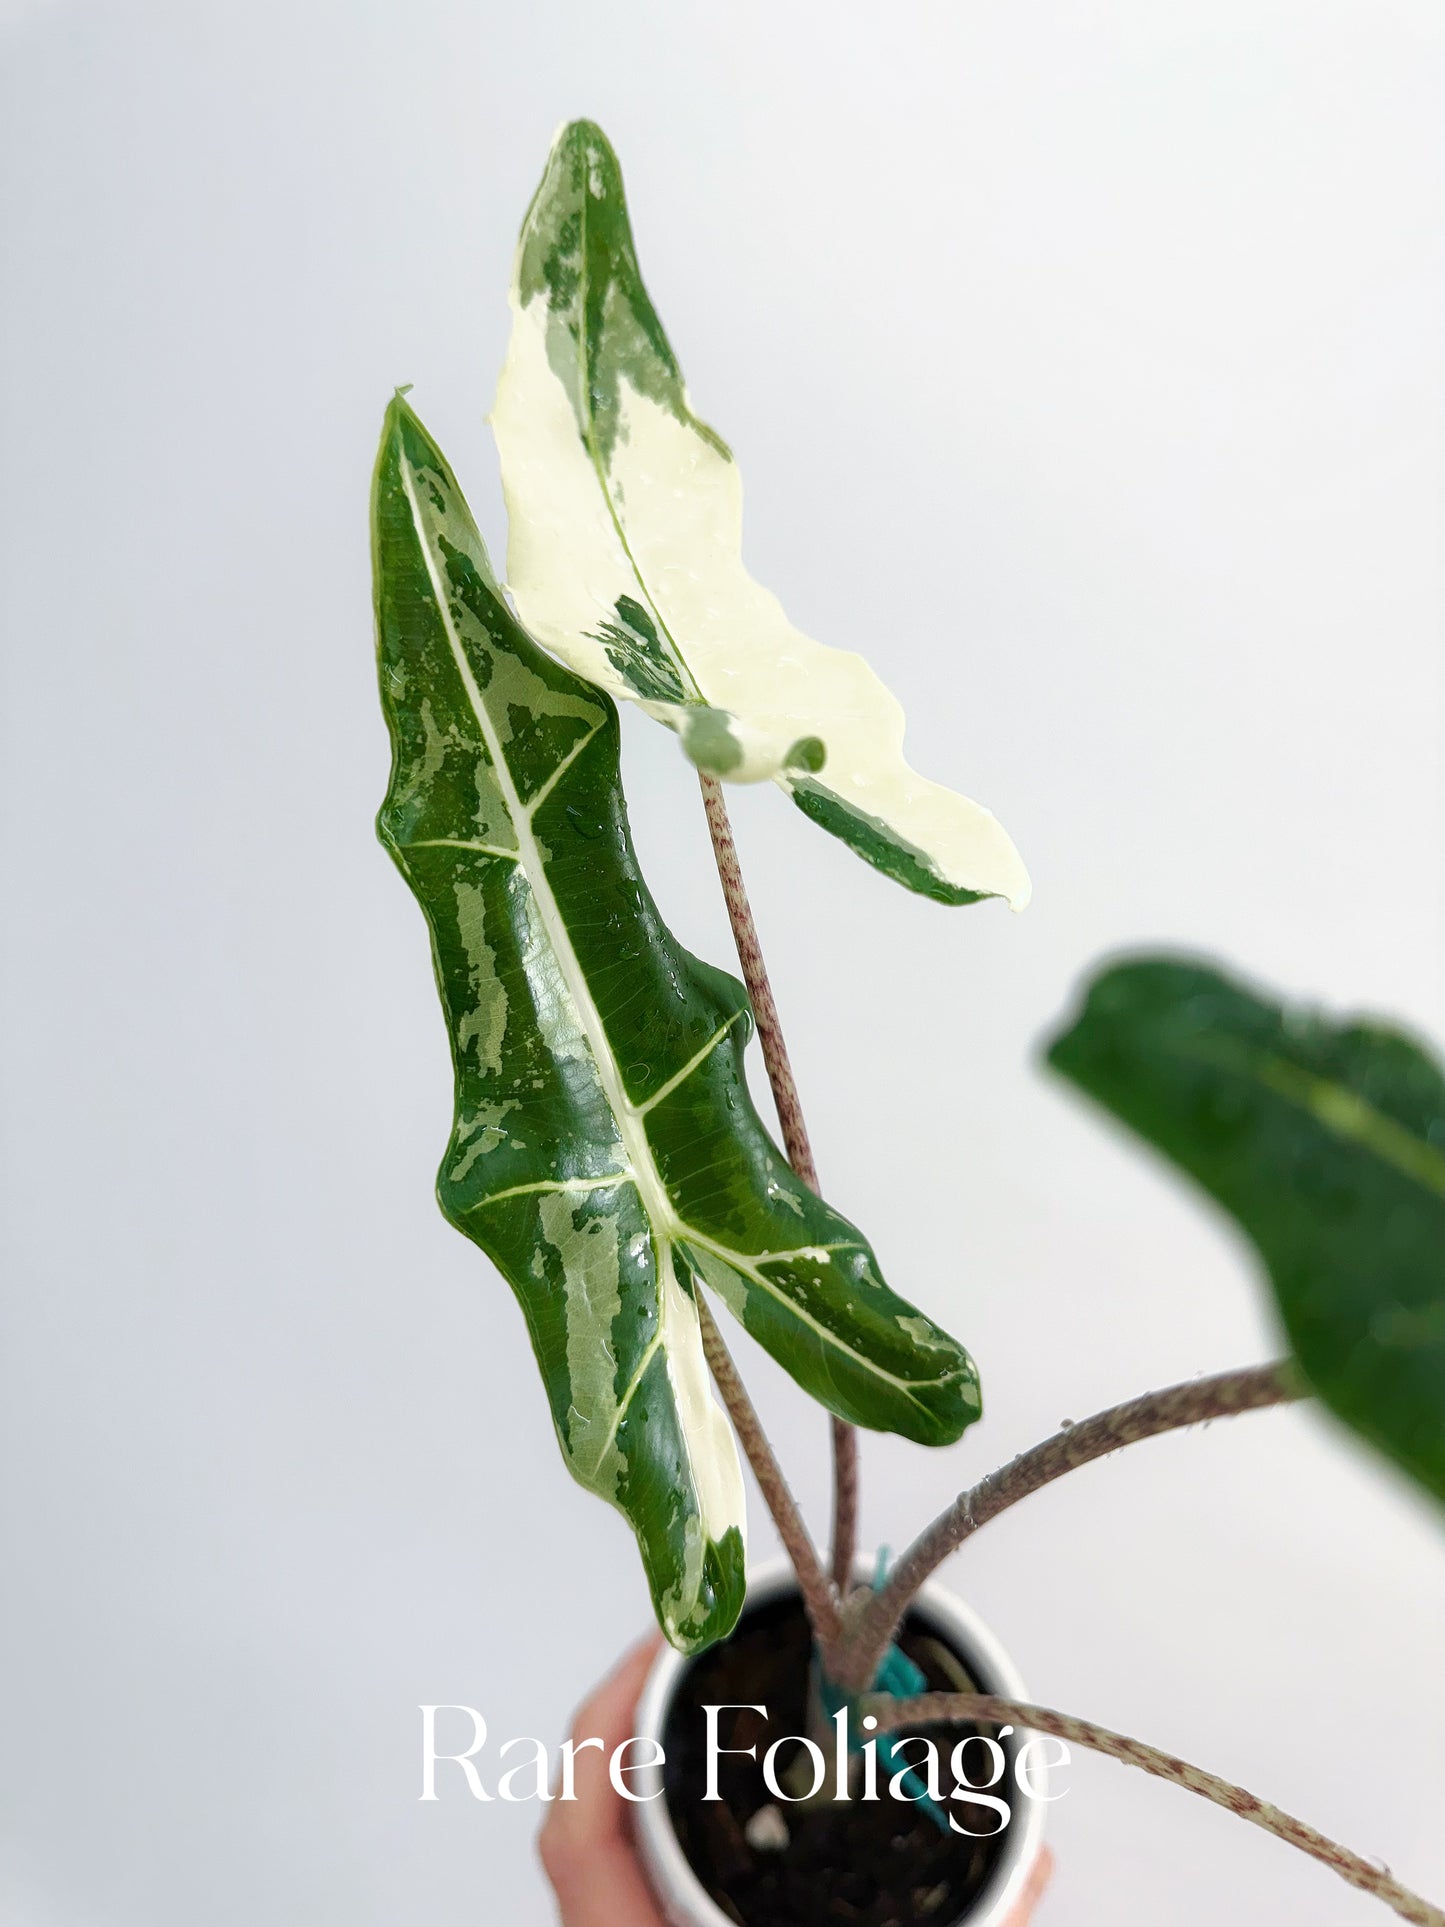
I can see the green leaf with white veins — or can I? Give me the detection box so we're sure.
[490,120,1030,911]
[373,395,983,1651]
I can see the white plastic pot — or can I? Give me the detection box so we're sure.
[632,1561,1048,1927]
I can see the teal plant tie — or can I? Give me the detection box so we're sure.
[817,1548,949,1831]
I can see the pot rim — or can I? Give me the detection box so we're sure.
[631,1558,1048,1927]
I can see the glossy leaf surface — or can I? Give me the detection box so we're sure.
[373,395,984,1647]
[489,120,1030,910]
[1048,956,1445,1506]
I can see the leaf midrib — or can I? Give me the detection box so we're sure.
[1166,1034,1445,1204]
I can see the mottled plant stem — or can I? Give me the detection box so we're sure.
[839,1361,1303,1693]
[697,770,859,1595]
[694,1292,842,1664]
[696,774,819,1183]
[827,1418,860,1596]
[863,1691,1444,1927]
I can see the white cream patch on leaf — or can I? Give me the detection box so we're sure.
[540,1191,626,1485]
[658,1252,747,1542]
[448,1098,521,1182]
[513,881,596,1073]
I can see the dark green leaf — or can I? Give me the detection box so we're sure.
[1048,955,1445,1507]
[373,394,984,1648]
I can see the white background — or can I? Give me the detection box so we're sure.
[3,2,1443,1922]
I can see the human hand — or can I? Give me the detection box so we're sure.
[539,1638,1054,1925]
[539,1636,669,1927]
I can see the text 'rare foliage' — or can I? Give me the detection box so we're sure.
[372,395,983,1651]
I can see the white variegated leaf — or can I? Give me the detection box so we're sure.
[490,120,1031,910]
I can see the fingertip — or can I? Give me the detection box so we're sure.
[568,1631,664,1746]
[1014,1844,1055,1921]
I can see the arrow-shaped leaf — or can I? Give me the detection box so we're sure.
[489,119,1030,911]
[373,394,983,1649]
[1048,956,1445,1508]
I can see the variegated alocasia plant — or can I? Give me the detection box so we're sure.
[371,119,1444,1927]
[490,120,1030,912]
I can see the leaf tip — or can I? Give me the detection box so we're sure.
[381,386,420,447]
[553,115,619,165]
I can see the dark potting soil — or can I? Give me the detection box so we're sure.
[660,1594,1012,1927]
